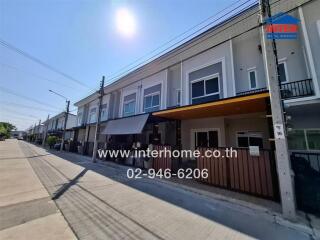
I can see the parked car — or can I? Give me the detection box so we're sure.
[17,136,24,140]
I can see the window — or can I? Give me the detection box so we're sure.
[77,112,83,126]
[288,129,320,150]
[144,92,160,113]
[278,62,288,83]
[248,69,257,89]
[123,100,135,117]
[194,130,219,148]
[237,132,263,149]
[88,108,97,123]
[191,75,219,104]
[100,104,108,121]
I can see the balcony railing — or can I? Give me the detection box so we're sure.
[236,87,267,96]
[236,79,314,100]
[281,79,314,99]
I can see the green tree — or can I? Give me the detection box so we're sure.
[0,122,17,138]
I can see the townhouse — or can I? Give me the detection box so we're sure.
[42,112,77,142]
[72,0,320,216]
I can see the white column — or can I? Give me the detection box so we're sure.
[299,7,320,97]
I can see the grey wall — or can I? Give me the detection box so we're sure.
[167,64,181,107]
[233,30,266,93]
[303,1,320,94]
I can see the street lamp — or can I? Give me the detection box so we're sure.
[49,90,70,151]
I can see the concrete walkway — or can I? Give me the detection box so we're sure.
[0,139,76,240]
[8,140,316,240]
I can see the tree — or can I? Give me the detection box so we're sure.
[0,122,17,138]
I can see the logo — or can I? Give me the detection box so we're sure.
[264,12,299,40]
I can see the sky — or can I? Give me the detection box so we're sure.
[0,0,256,130]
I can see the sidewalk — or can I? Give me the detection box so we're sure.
[0,139,76,240]
[43,144,320,239]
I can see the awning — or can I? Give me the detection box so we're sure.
[102,114,149,135]
[152,92,269,120]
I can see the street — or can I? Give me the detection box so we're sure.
[0,139,313,240]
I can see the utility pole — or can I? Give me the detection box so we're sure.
[60,100,70,151]
[92,76,105,163]
[35,120,41,142]
[42,114,50,146]
[259,0,296,220]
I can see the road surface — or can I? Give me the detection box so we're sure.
[0,139,313,240]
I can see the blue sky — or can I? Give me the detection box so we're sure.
[0,0,255,130]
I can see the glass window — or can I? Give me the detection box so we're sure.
[238,137,249,148]
[191,81,204,98]
[152,94,160,106]
[100,104,108,121]
[288,130,307,150]
[195,130,219,148]
[89,108,97,123]
[145,96,152,109]
[278,63,287,83]
[205,77,219,94]
[77,112,83,126]
[306,130,320,150]
[249,137,263,148]
[144,93,160,112]
[249,71,257,89]
[208,131,219,148]
[237,132,263,148]
[123,101,135,117]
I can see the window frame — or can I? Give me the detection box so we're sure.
[100,104,108,121]
[88,107,97,123]
[77,111,83,126]
[236,131,264,149]
[123,99,136,117]
[247,67,258,90]
[143,91,161,112]
[278,59,289,83]
[190,128,221,151]
[190,73,220,101]
[288,128,320,151]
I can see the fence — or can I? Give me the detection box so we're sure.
[152,145,172,171]
[281,79,314,99]
[197,147,279,200]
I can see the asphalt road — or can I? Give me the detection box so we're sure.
[9,140,313,240]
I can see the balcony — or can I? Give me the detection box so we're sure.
[280,79,314,99]
[236,79,314,100]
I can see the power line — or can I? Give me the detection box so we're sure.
[0,101,60,113]
[1,108,40,120]
[0,86,62,110]
[0,62,77,90]
[0,38,96,91]
[106,0,249,80]
[105,0,257,85]
[104,0,285,87]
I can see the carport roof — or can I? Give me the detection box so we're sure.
[152,92,270,120]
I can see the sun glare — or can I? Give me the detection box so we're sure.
[116,8,136,37]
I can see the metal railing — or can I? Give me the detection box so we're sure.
[236,79,314,100]
[291,151,320,216]
[236,87,267,96]
[281,79,314,99]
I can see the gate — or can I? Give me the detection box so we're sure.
[153,145,172,171]
[197,147,279,200]
[291,152,320,216]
